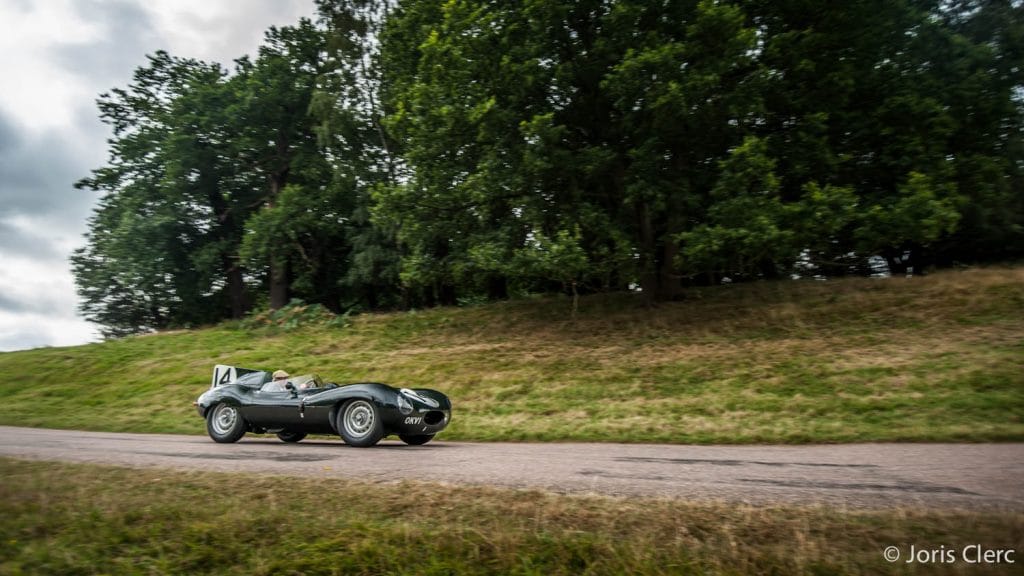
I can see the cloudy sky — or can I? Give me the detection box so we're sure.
[0,0,318,352]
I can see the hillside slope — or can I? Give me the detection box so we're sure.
[1,267,1021,443]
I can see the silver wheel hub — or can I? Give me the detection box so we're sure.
[212,405,237,435]
[344,401,374,438]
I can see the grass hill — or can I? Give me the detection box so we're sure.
[1,266,1021,443]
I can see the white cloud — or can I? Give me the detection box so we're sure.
[146,0,317,67]
[0,253,100,351]
[0,0,318,352]
[0,311,100,351]
[0,1,99,131]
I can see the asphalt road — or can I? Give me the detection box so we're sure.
[1,426,1021,510]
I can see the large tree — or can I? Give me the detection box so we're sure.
[234,20,336,310]
[379,0,1022,301]
[73,52,258,335]
[312,0,405,310]
[749,0,1020,274]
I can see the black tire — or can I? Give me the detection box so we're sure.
[337,399,384,447]
[277,430,307,443]
[206,403,246,443]
[398,434,434,446]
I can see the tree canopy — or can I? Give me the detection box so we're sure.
[74,0,1024,336]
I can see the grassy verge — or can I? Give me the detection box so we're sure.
[0,267,1021,443]
[1,458,1021,575]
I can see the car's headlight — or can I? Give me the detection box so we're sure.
[397,394,413,415]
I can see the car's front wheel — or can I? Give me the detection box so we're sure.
[206,403,246,443]
[277,430,307,443]
[399,434,434,446]
[337,399,384,447]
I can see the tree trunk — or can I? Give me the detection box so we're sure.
[267,168,290,310]
[658,239,681,300]
[636,200,658,305]
[269,256,289,309]
[438,282,457,306]
[487,275,508,300]
[759,258,780,281]
[226,263,249,318]
[200,160,249,319]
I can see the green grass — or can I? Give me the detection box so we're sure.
[1,458,1021,575]
[0,267,1022,443]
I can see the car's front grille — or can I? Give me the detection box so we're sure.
[423,411,446,425]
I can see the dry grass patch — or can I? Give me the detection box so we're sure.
[1,458,1021,575]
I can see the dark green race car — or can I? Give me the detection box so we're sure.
[194,365,451,447]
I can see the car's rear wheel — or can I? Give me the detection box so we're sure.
[398,434,434,446]
[206,403,246,443]
[337,399,384,447]
[277,430,307,443]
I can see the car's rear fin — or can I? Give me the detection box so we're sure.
[212,365,237,388]
[211,365,267,388]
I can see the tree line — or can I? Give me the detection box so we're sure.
[73,0,1024,336]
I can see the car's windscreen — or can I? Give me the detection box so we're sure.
[291,374,323,389]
